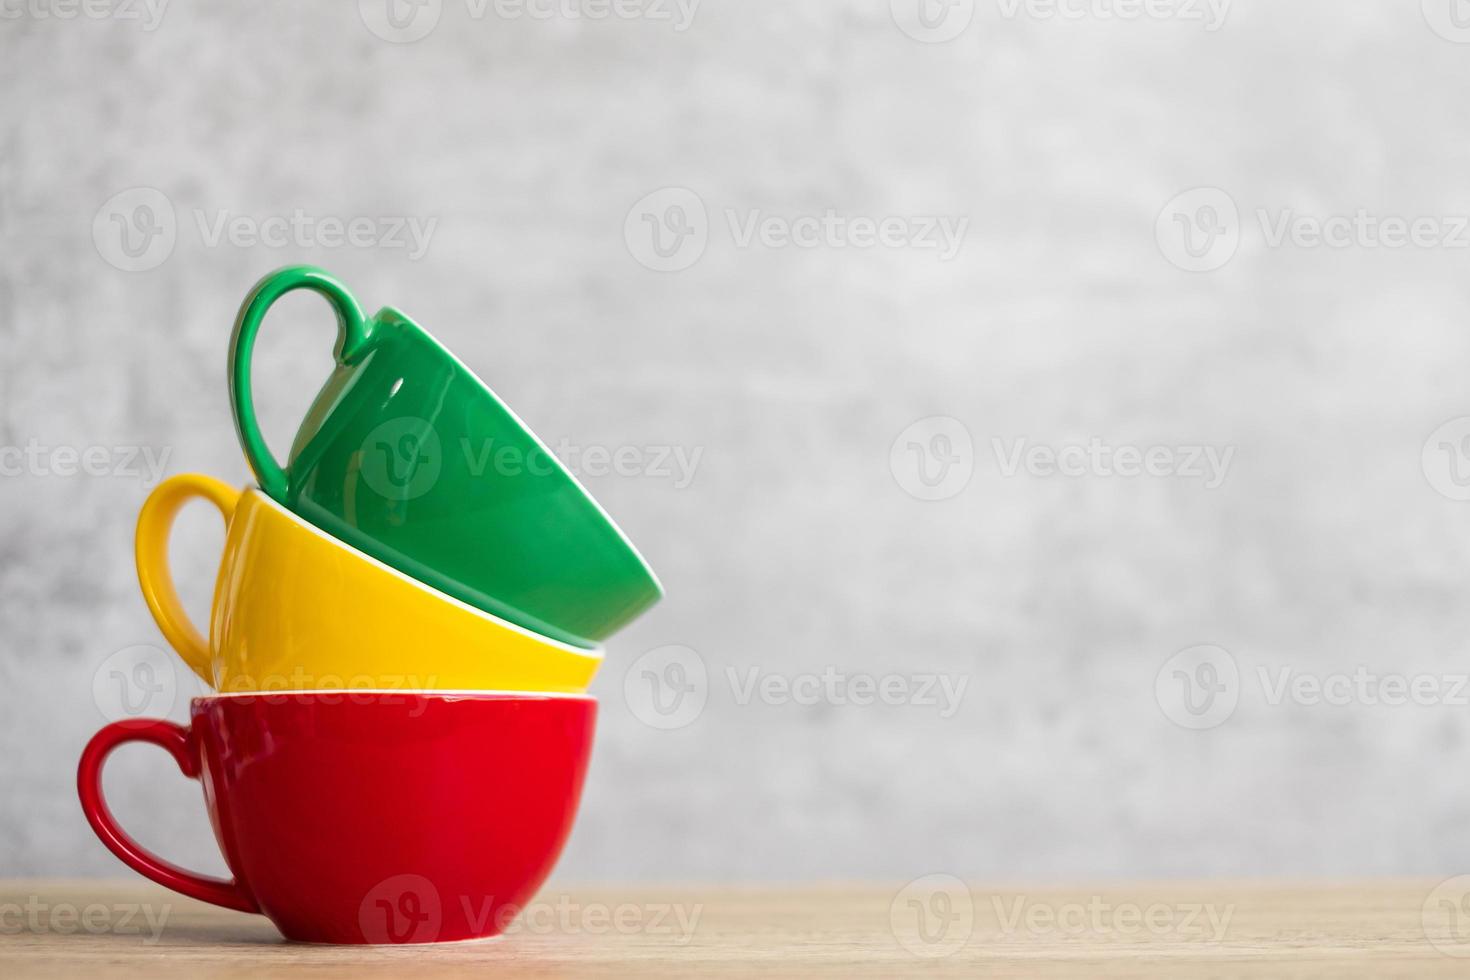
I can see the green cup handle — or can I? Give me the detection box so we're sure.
[228,266,372,499]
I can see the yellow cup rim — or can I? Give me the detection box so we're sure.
[244,486,606,662]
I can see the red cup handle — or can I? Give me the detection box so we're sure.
[77,720,259,914]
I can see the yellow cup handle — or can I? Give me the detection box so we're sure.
[134,474,240,686]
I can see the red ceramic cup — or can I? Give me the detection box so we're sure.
[78,692,596,944]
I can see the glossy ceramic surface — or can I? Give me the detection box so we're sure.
[228,265,662,649]
[78,693,596,944]
[135,473,603,693]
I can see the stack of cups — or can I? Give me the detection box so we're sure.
[77,267,662,945]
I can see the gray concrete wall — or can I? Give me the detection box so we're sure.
[5,0,1470,883]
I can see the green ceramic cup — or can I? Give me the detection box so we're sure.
[227,266,662,650]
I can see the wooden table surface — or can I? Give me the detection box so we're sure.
[3,878,1470,977]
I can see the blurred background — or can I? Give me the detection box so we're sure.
[5,0,1470,885]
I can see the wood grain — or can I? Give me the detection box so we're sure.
[1,879,1466,978]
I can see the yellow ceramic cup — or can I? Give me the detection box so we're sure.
[135,473,603,693]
